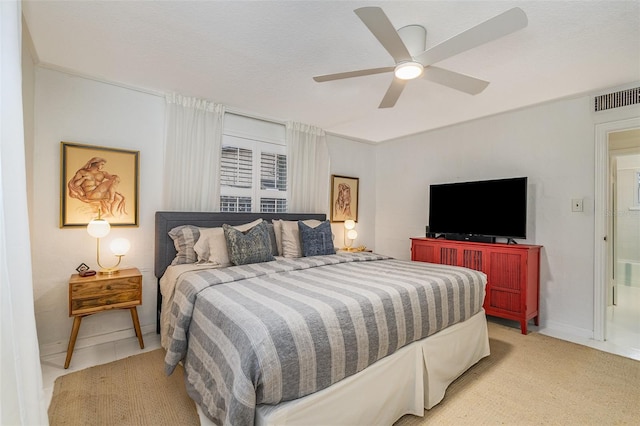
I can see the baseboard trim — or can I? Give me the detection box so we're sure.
[39,324,157,357]
[538,320,594,341]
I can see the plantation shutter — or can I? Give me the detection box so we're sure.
[220,146,252,188]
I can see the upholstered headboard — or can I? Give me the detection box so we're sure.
[154,211,327,279]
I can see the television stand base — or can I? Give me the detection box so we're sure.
[444,234,495,244]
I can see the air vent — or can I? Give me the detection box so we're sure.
[594,87,640,112]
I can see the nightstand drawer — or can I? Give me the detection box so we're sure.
[71,287,141,314]
[71,277,140,298]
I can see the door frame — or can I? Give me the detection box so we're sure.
[594,117,640,341]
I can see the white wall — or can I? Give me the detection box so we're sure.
[326,135,376,251]
[32,68,165,354]
[374,94,639,337]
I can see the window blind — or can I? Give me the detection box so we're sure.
[220,146,252,188]
[261,152,287,191]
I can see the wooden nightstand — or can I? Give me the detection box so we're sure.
[64,267,144,369]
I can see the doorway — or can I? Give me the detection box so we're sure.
[594,118,640,358]
[606,131,640,351]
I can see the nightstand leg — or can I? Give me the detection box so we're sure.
[64,316,83,369]
[130,307,144,349]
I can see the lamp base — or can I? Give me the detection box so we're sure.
[98,268,121,275]
[341,246,368,252]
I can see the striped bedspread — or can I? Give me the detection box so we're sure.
[164,252,487,425]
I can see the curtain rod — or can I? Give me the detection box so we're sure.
[225,107,286,126]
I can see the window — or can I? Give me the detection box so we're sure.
[220,114,287,212]
[221,147,252,188]
[261,152,287,191]
[220,196,252,212]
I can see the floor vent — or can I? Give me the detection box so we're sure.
[594,87,640,112]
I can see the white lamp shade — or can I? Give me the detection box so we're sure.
[347,229,358,240]
[110,238,130,256]
[87,219,110,238]
[344,219,356,230]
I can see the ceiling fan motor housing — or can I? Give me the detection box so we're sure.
[397,24,427,57]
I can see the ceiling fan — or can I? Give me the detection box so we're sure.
[313,7,528,108]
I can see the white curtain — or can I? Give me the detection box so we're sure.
[163,94,225,211]
[286,122,330,213]
[0,1,48,424]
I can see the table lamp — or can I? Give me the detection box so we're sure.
[87,211,130,274]
[344,219,358,250]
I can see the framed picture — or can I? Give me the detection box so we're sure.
[330,175,359,222]
[61,142,139,227]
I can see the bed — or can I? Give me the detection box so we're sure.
[155,211,490,426]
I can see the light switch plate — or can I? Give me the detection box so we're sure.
[571,198,584,212]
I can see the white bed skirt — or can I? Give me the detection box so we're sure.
[198,310,490,426]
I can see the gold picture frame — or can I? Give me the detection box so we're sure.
[61,142,139,227]
[330,175,359,222]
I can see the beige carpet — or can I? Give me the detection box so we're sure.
[48,349,199,425]
[49,322,640,426]
[396,322,640,425]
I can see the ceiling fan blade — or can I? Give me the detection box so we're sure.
[313,66,394,82]
[415,7,528,67]
[423,66,489,95]
[379,78,406,108]
[355,7,412,64]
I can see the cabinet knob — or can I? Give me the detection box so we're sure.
[106,285,112,290]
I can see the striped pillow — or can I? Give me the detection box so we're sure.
[168,225,200,265]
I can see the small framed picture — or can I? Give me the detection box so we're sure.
[75,263,90,274]
[330,175,359,222]
[61,142,139,227]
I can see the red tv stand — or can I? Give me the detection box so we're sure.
[411,237,541,334]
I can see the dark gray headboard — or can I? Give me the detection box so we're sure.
[154,211,327,279]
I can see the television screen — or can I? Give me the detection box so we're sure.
[428,177,527,240]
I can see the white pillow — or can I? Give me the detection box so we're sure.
[194,219,263,266]
[281,219,322,258]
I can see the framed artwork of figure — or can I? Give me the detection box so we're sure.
[61,142,139,227]
[330,175,358,222]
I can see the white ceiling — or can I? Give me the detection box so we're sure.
[22,1,640,143]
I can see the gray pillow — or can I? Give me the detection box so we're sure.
[223,221,275,266]
[266,223,279,256]
[168,225,200,265]
[299,220,335,257]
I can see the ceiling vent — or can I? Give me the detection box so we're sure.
[594,87,640,112]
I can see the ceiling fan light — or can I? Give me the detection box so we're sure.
[394,61,423,80]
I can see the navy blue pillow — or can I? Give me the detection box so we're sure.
[299,220,335,257]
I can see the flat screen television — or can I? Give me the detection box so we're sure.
[428,177,527,241]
